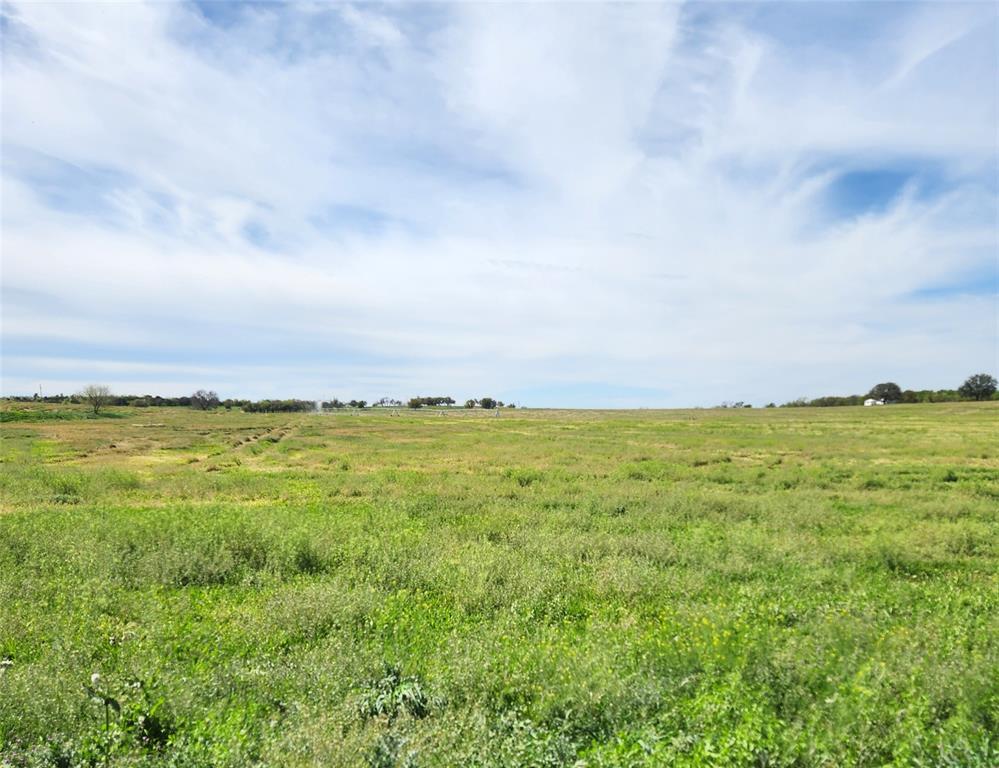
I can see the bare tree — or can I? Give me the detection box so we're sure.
[190,390,220,410]
[80,384,112,414]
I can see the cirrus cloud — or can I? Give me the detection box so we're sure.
[2,1,996,406]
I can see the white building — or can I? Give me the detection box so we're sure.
[863,398,885,407]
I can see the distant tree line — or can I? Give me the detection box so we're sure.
[321,399,369,409]
[406,396,456,408]
[12,392,207,408]
[12,373,996,413]
[463,398,515,409]
[781,373,997,407]
[243,399,316,413]
[9,388,520,413]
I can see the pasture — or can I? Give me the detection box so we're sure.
[1,402,997,766]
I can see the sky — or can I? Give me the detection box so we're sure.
[2,1,997,408]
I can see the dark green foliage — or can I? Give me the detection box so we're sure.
[959,372,998,401]
[799,394,865,407]
[407,396,455,409]
[899,388,963,403]
[244,399,315,413]
[358,663,436,722]
[784,374,997,407]
[867,382,902,403]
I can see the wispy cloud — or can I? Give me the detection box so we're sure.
[2,1,996,406]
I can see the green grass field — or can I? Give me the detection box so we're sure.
[1,402,997,767]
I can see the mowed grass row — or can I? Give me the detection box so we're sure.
[0,403,997,766]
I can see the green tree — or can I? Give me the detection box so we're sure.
[867,382,902,403]
[958,372,997,401]
[479,397,496,410]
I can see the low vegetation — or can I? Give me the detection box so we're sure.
[782,373,998,407]
[1,401,997,766]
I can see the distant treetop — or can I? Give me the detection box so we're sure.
[958,373,997,401]
[867,382,902,404]
[190,390,219,410]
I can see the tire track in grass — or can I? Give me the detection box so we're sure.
[203,423,299,471]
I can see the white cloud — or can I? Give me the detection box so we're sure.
[1,1,996,406]
[339,4,404,48]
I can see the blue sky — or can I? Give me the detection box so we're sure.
[2,1,996,407]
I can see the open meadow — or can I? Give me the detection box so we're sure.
[1,402,997,767]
